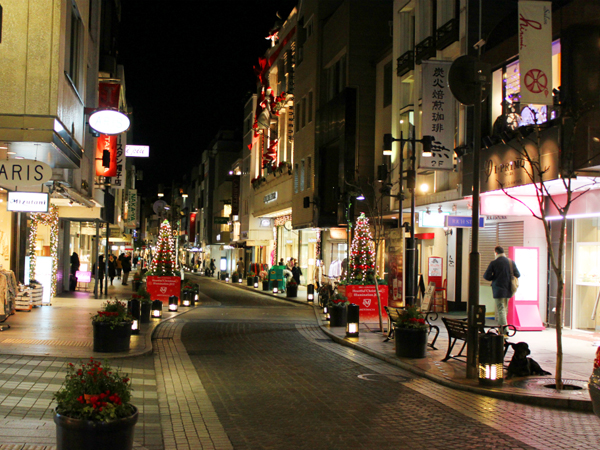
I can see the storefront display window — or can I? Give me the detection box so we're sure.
[300,229,318,285]
[0,190,12,269]
[574,218,600,331]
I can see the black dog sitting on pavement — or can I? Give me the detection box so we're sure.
[505,342,552,379]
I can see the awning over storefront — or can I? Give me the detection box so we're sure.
[0,115,83,169]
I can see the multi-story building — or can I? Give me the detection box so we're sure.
[292,0,393,285]
[0,0,133,300]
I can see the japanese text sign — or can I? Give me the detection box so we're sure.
[420,61,455,171]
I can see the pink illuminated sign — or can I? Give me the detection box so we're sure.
[480,195,540,216]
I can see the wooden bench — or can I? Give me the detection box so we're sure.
[384,306,440,350]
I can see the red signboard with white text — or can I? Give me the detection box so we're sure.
[95,134,117,177]
[339,285,388,322]
[146,276,181,304]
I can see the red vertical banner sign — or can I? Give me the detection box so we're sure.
[98,82,121,108]
[189,212,197,243]
[95,134,117,177]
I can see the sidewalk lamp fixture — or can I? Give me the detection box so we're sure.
[226,276,230,282]
[273,286,278,294]
[182,291,191,307]
[254,276,259,288]
[168,295,179,312]
[307,284,314,302]
[323,304,330,321]
[346,303,360,338]
[127,298,140,335]
[238,277,243,284]
[151,300,163,318]
[478,332,505,387]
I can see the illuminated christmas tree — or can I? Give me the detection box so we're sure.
[349,213,375,282]
[149,220,177,276]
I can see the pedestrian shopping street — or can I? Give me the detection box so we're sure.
[0,275,598,449]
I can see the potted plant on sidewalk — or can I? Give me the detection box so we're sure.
[286,278,298,297]
[131,272,142,292]
[394,305,428,358]
[91,299,133,353]
[328,293,349,327]
[247,271,256,286]
[260,270,269,291]
[136,286,152,323]
[53,358,138,450]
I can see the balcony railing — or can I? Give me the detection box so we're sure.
[436,18,459,51]
[415,36,436,64]
[397,50,414,77]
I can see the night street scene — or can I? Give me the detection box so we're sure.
[1,0,600,449]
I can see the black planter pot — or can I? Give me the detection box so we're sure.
[132,281,141,292]
[395,327,428,358]
[329,304,347,327]
[92,321,132,353]
[262,281,269,291]
[286,285,298,297]
[140,302,151,323]
[247,277,254,286]
[54,406,139,450]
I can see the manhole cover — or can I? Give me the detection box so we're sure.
[507,377,589,394]
[358,373,410,383]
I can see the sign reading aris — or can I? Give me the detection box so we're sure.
[0,159,52,187]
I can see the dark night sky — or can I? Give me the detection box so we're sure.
[118,0,296,196]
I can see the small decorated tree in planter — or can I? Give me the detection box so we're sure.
[147,220,179,277]
[145,220,181,304]
[349,213,375,282]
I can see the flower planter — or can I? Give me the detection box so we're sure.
[262,281,269,291]
[286,285,298,297]
[140,302,151,323]
[395,327,428,358]
[92,321,132,353]
[54,406,138,450]
[329,304,348,327]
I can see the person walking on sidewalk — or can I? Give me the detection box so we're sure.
[209,259,216,277]
[116,255,123,279]
[483,246,520,336]
[107,254,117,286]
[292,258,302,285]
[95,255,106,295]
[121,252,132,285]
[69,252,79,291]
[236,257,245,278]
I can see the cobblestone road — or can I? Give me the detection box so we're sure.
[180,279,600,450]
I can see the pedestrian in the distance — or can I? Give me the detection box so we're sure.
[292,259,302,285]
[70,252,80,291]
[121,253,132,286]
[483,246,520,336]
[116,255,123,279]
[95,255,106,295]
[107,254,117,286]
[236,257,245,278]
[210,259,216,277]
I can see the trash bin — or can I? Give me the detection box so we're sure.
[478,332,505,386]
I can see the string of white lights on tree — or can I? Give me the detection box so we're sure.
[28,205,59,297]
[148,220,178,276]
[349,213,375,282]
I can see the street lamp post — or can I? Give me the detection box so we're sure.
[383,132,434,307]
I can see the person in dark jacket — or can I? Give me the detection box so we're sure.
[121,252,132,285]
[95,255,106,295]
[292,258,302,285]
[107,254,117,286]
[70,252,80,291]
[483,246,520,336]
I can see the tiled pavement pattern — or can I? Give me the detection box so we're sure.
[181,317,597,450]
[154,320,233,450]
[0,354,158,450]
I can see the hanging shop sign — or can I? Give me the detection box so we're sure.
[126,189,137,228]
[518,1,553,105]
[420,60,455,170]
[264,191,277,203]
[444,216,485,228]
[7,192,49,212]
[214,216,229,225]
[95,134,117,177]
[0,159,52,187]
[125,145,150,157]
[89,82,130,135]
[110,136,126,189]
